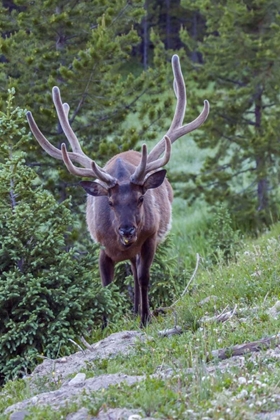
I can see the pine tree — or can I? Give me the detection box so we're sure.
[178,0,280,231]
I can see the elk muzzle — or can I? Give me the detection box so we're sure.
[118,226,137,247]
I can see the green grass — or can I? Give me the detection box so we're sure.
[170,196,211,267]
[2,223,280,419]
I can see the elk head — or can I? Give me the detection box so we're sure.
[80,166,168,248]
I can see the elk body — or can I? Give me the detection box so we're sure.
[26,55,209,327]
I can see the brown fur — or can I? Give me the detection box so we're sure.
[82,150,173,326]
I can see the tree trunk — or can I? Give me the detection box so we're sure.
[142,1,149,70]
[254,88,268,211]
[165,0,171,50]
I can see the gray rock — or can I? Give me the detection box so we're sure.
[66,407,158,420]
[9,411,30,420]
[267,301,280,319]
[93,408,143,420]
[68,372,86,386]
[66,407,148,420]
[66,407,92,420]
[5,331,149,418]
[5,373,144,415]
[257,410,280,420]
[31,331,146,385]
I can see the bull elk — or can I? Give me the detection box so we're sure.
[26,55,209,327]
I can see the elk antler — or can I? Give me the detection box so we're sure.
[27,55,209,188]
[26,87,117,188]
[147,55,210,163]
[130,136,171,185]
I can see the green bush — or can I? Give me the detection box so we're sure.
[207,203,242,264]
[0,90,125,383]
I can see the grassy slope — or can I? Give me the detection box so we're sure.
[2,222,280,419]
[3,94,280,417]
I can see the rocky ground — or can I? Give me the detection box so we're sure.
[4,305,280,419]
[5,331,152,420]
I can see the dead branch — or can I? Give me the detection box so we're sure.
[153,254,200,318]
[158,326,183,337]
[201,304,237,324]
[80,336,93,350]
[210,333,280,361]
[68,338,86,354]
[171,253,200,307]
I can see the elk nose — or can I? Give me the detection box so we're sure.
[119,226,136,237]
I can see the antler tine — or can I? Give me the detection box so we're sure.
[130,144,148,185]
[91,161,118,187]
[63,102,70,116]
[131,137,171,185]
[169,100,209,139]
[27,89,117,186]
[169,54,186,131]
[147,55,210,163]
[52,86,91,166]
[26,111,94,168]
[61,144,117,186]
[146,136,171,173]
[27,111,64,160]
[61,143,96,177]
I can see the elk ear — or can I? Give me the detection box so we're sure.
[143,169,167,192]
[80,181,108,196]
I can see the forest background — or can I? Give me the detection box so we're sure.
[1,0,280,384]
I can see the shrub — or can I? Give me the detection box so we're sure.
[0,90,125,383]
[207,203,242,264]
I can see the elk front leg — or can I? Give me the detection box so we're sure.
[130,256,140,314]
[99,248,114,287]
[99,249,115,328]
[138,237,156,327]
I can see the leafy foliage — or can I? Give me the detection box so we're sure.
[0,90,126,384]
[149,235,184,307]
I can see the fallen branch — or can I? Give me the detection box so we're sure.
[158,326,183,337]
[158,309,183,337]
[80,336,93,350]
[201,304,237,324]
[68,338,86,354]
[210,333,280,361]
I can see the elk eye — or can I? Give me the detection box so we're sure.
[138,196,144,205]
[108,199,114,207]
